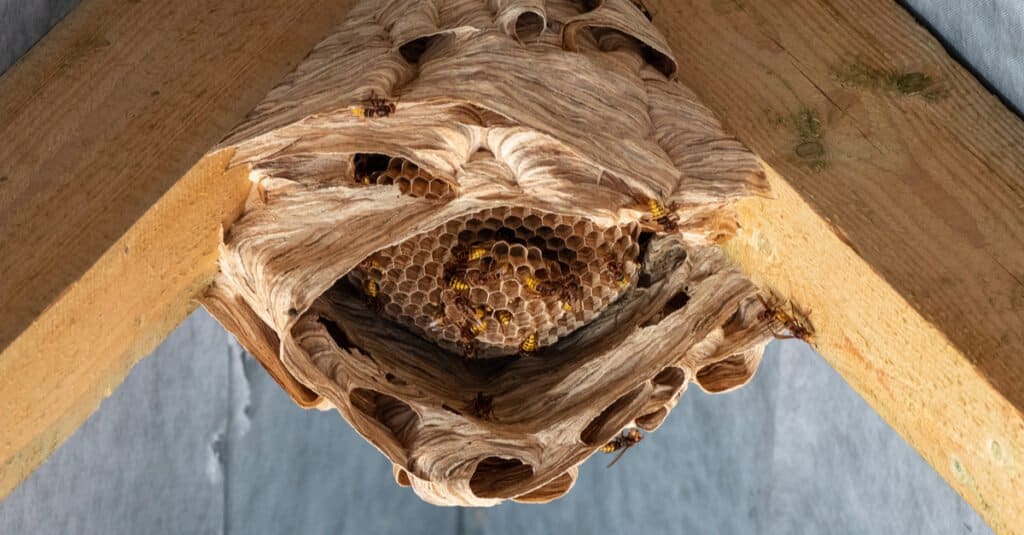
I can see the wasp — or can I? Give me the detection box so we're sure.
[446,243,495,285]
[468,392,495,420]
[495,309,514,328]
[648,198,679,232]
[448,276,471,292]
[363,279,383,313]
[757,293,815,345]
[469,257,508,285]
[605,257,631,288]
[558,275,582,309]
[600,428,644,468]
[519,333,538,354]
[352,94,396,119]
[452,243,490,263]
[524,275,562,298]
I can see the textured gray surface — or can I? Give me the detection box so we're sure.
[901,0,1024,113]
[0,0,80,74]
[2,0,1021,533]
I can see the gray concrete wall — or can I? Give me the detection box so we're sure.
[2,1,1021,533]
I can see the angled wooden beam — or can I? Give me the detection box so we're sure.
[1,0,1021,531]
[0,0,357,499]
[646,0,1024,531]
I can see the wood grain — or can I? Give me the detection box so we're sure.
[0,0,358,499]
[645,0,1024,531]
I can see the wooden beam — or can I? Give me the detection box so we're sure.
[0,0,357,499]
[646,0,1024,531]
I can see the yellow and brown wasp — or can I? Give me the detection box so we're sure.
[448,276,471,292]
[757,293,815,345]
[519,333,538,355]
[363,279,383,313]
[647,198,679,232]
[494,309,514,329]
[446,243,495,287]
[352,94,396,119]
[600,428,644,468]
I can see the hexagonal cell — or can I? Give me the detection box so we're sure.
[405,264,425,280]
[385,302,403,317]
[413,176,432,195]
[545,237,566,251]
[523,214,542,229]
[508,245,529,265]
[428,180,450,198]
[437,232,457,248]
[571,220,589,236]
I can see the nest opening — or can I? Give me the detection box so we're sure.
[396,469,412,487]
[635,407,669,431]
[349,388,420,450]
[652,366,686,392]
[696,353,757,394]
[470,457,535,499]
[514,12,546,41]
[399,36,435,64]
[318,317,357,351]
[580,384,646,446]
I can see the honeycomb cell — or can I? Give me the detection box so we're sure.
[428,180,449,198]
[406,264,425,280]
[523,214,542,229]
[487,292,509,310]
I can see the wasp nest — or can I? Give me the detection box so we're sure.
[204,0,775,506]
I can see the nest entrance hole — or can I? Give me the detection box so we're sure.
[470,457,535,499]
[580,384,646,446]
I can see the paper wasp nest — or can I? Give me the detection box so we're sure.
[204,0,775,506]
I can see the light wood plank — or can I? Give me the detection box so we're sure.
[646,0,1024,531]
[0,0,357,498]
